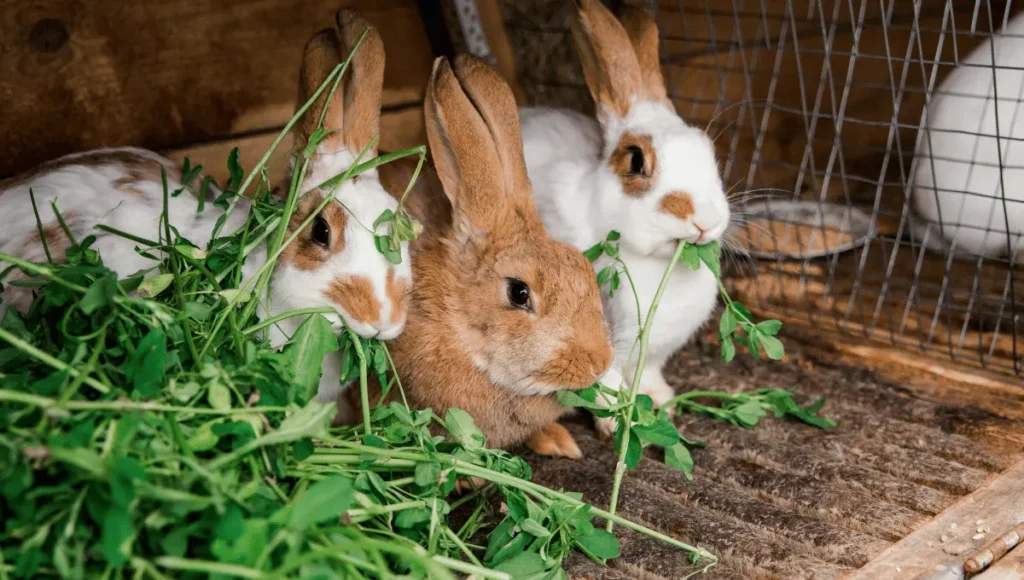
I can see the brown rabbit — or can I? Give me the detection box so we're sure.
[358,55,614,458]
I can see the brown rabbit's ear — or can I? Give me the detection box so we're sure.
[618,7,670,107]
[296,10,384,157]
[570,0,644,122]
[450,54,533,210]
[425,56,528,235]
[336,10,385,157]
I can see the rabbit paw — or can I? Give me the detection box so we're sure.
[594,416,618,440]
[526,423,583,459]
[639,367,676,417]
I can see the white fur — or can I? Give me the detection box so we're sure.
[0,146,411,407]
[520,99,729,426]
[912,12,1024,263]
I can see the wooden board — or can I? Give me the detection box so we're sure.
[0,0,433,177]
[847,459,1024,580]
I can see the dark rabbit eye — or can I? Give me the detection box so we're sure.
[312,216,330,246]
[627,145,645,175]
[506,278,532,310]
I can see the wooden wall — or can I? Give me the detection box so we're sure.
[0,0,437,185]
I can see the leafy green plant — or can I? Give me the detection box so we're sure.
[0,34,721,579]
[578,231,833,535]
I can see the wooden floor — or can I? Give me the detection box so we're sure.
[521,333,1024,580]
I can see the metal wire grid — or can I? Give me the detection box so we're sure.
[501,0,1023,375]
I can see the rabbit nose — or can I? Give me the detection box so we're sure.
[371,320,405,341]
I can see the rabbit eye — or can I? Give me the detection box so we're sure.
[312,216,331,246]
[506,278,532,311]
[626,145,645,175]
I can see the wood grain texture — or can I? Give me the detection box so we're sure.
[0,0,433,176]
[848,459,1024,580]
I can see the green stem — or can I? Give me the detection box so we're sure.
[242,307,336,336]
[0,389,288,415]
[94,224,160,247]
[662,391,744,408]
[606,240,688,534]
[345,328,372,435]
[310,441,716,563]
[29,189,53,263]
[0,327,110,394]
[153,557,262,579]
[441,526,484,568]
[432,556,509,580]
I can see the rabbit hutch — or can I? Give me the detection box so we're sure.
[1,0,1023,579]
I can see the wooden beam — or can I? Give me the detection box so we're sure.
[848,459,1024,580]
[475,0,525,105]
[0,0,432,176]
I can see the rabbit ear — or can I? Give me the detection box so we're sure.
[570,0,644,122]
[298,28,345,154]
[296,11,384,158]
[424,56,532,235]
[618,7,670,107]
[450,54,532,208]
[336,10,385,157]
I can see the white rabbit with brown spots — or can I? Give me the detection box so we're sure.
[518,0,730,435]
[0,11,412,414]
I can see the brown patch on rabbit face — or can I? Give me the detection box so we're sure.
[385,269,410,325]
[609,133,656,196]
[279,191,348,271]
[325,276,380,324]
[660,191,695,221]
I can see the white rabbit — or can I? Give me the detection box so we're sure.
[912,11,1024,263]
[0,11,413,414]
[518,0,730,435]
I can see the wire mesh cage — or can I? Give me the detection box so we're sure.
[485,0,1024,377]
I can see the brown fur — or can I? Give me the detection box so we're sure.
[296,10,384,158]
[570,0,675,121]
[526,423,582,459]
[325,275,379,324]
[278,191,348,271]
[609,132,657,197]
[660,192,696,221]
[355,56,612,452]
[618,7,671,107]
[569,0,644,120]
[385,268,410,325]
[377,155,452,234]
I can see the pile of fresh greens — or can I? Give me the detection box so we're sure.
[0,41,834,580]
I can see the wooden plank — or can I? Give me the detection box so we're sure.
[846,459,1024,580]
[477,0,525,105]
[777,321,1024,426]
[165,106,426,188]
[0,0,433,177]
